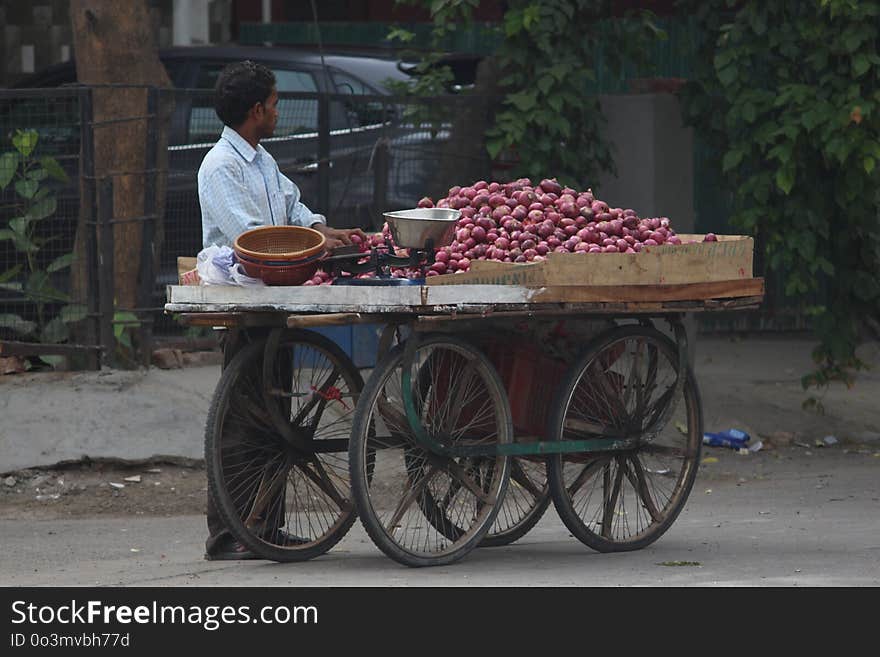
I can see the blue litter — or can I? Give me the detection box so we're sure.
[703,429,750,449]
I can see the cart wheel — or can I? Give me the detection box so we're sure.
[481,458,550,547]
[547,325,703,552]
[349,335,512,567]
[415,456,549,548]
[205,330,363,562]
[410,359,550,548]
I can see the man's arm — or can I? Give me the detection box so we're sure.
[199,164,266,245]
[279,171,366,250]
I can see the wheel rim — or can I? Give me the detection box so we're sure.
[355,340,510,560]
[411,356,547,545]
[217,337,358,555]
[485,458,548,541]
[555,331,700,547]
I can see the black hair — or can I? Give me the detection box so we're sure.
[214,60,276,127]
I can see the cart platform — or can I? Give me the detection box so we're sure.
[165,279,764,326]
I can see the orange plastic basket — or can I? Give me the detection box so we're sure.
[233,225,326,261]
[233,226,326,286]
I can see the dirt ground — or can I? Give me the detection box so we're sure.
[0,458,208,520]
[2,438,877,522]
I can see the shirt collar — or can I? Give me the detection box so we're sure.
[221,125,259,163]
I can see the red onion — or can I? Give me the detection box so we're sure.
[539,179,563,195]
[472,193,490,207]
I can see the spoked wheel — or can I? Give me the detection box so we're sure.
[411,356,550,548]
[481,457,550,547]
[205,330,363,562]
[547,324,703,553]
[349,334,512,567]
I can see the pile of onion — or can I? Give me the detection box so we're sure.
[305,177,716,283]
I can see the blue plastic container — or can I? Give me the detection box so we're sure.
[702,429,750,449]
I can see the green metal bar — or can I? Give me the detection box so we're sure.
[400,336,448,455]
[452,438,632,458]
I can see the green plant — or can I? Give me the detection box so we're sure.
[678,0,880,390]
[383,6,475,136]
[389,0,666,188]
[113,309,141,367]
[0,129,86,359]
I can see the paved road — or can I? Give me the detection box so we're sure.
[2,449,877,586]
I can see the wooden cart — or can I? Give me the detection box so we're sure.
[166,276,763,567]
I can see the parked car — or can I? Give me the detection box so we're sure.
[3,45,482,296]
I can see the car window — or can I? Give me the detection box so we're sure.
[330,70,390,128]
[273,69,318,136]
[187,63,319,142]
[160,59,192,88]
[331,70,377,96]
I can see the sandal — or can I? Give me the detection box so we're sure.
[204,536,260,561]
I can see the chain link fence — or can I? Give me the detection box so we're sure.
[0,87,101,368]
[0,86,494,368]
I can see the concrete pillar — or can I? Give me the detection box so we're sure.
[173,0,210,46]
[597,93,699,361]
[596,93,694,231]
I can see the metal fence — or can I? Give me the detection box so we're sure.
[0,85,494,368]
[0,87,103,368]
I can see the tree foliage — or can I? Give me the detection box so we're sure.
[389,0,666,189]
[678,0,880,390]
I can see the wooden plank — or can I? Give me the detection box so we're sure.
[286,313,384,328]
[175,312,289,327]
[529,278,764,303]
[426,233,755,287]
[177,256,199,285]
[0,341,102,357]
[166,283,542,309]
[177,312,244,327]
[166,279,763,315]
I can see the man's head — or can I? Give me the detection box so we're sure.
[214,60,278,139]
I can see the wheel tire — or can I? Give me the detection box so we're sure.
[205,331,362,562]
[480,458,551,547]
[349,334,512,567]
[410,357,550,548]
[547,324,703,553]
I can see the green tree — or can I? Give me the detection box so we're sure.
[678,0,880,391]
[389,0,666,189]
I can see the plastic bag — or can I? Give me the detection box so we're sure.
[196,245,264,287]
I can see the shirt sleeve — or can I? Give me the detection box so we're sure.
[199,162,267,245]
[279,170,326,227]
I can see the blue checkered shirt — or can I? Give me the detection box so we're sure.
[198,125,326,249]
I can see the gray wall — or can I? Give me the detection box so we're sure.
[597,93,695,233]
[596,92,699,353]
[0,0,229,87]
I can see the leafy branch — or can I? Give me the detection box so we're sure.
[388,0,666,189]
[678,0,880,391]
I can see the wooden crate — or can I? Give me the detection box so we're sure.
[177,256,199,285]
[425,234,754,287]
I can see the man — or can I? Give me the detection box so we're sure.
[198,60,363,560]
[198,59,364,251]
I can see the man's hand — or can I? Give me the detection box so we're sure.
[311,223,367,251]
